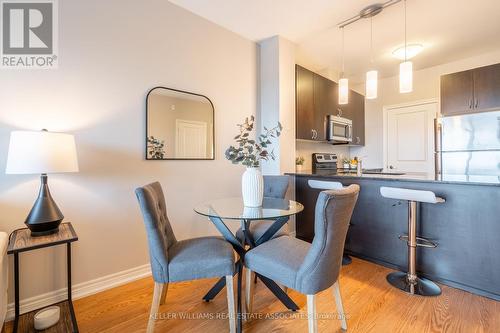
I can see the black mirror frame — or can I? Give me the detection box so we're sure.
[145,86,215,160]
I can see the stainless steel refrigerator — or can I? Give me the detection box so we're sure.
[435,110,500,184]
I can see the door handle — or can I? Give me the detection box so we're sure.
[356,136,360,144]
[311,129,317,140]
[311,129,315,140]
[475,99,478,109]
[468,98,472,109]
[389,165,394,169]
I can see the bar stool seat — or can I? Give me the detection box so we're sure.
[380,186,445,297]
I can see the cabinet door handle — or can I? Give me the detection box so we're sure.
[475,99,478,109]
[468,98,473,109]
[311,129,315,139]
[356,136,360,144]
[313,130,317,139]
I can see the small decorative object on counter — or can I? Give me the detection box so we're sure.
[342,157,350,169]
[225,115,282,207]
[350,157,358,170]
[295,156,305,172]
[356,158,363,176]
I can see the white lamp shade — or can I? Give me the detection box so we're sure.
[338,78,349,105]
[399,61,413,93]
[6,131,79,174]
[366,70,378,99]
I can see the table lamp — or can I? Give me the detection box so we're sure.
[6,130,79,236]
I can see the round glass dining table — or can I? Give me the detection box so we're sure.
[194,197,304,333]
[194,196,303,221]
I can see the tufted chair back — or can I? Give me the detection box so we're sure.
[263,175,289,199]
[295,185,360,294]
[136,182,177,283]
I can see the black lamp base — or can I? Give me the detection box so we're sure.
[25,174,64,237]
[29,224,61,237]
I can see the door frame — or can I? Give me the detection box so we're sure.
[383,98,438,171]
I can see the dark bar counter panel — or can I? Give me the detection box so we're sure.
[290,174,500,301]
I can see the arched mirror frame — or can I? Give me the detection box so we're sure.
[145,86,215,160]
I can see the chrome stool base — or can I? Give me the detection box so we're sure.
[387,271,441,296]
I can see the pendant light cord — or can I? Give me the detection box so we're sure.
[370,17,374,64]
[404,0,407,62]
[341,27,345,77]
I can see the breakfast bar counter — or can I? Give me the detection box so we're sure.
[287,171,500,301]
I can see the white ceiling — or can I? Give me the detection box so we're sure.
[169,0,500,82]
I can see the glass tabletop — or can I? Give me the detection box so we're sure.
[194,197,304,220]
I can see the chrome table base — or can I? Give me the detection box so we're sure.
[387,271,441,296]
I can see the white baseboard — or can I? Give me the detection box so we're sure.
[6,263,151,321]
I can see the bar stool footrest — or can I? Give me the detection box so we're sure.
[398,235,438,248]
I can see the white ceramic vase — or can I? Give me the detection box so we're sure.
[242,167,264,207]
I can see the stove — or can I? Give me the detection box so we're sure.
[312,153,338,172]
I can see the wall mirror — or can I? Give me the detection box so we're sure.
[146,87,215,160]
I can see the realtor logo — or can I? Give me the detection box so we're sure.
[1,0,58,68]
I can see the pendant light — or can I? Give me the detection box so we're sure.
[365,17,378,99]
[338,27,349,105]
[399,0,413,93]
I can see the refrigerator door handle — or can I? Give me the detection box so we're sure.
[434,118,442,180]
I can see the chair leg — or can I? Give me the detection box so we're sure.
[160,283,168,305]
[333,281,347,331]
[226,275,236,333]
[147,282,164,333]
[275,282,288,293]
[245,268,255,316]
[307,294,318,333]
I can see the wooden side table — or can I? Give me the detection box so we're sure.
[7,223,79,333]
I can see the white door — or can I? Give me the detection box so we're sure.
[385,102,437,174]
[175,119,208,158]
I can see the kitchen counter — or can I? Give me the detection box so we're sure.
[289,172,500,301]
[288,169,500,186]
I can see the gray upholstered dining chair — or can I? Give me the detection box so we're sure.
[235,175,290,241]
[244,185,360,332]
[136,182,236,333]
[235,175,290,313]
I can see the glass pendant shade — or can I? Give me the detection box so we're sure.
[339,78,349,105]
[365,70,378,99]
[399,61,413,93]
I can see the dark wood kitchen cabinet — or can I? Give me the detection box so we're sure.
[313,73,337,141]
[296,65,316,140]
[441,63,500,116]
[337,89,365,146]
[474,64,500,111]
[296,64,365,145]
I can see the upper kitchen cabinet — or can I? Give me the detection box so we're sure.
[440,70,474,116]
[313,73,337,141]
[338,90,365,146]
[296,65,316,140]
[473,63,500,111]
[296,65,365,145]
[441,63,500,116]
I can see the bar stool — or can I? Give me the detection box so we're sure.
[380,186,445,296]
[308,180,354,265]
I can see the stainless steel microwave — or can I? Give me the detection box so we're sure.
[328,115,352,143]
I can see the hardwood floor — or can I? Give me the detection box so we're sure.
[4,258,499,332]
